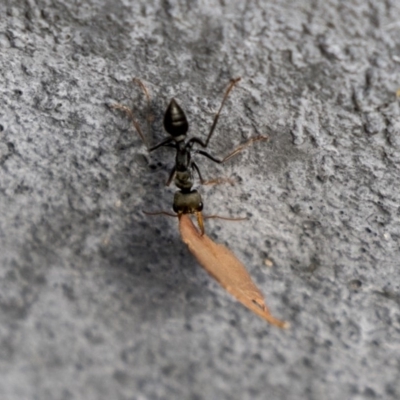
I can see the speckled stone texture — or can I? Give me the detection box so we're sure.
[1,1,400,399]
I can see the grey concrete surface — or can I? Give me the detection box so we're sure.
[1,0,400,399]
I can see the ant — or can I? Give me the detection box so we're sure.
[111,78,268,234]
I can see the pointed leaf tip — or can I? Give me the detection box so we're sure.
[179,214,288,328]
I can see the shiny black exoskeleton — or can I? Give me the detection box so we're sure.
[112,77,266,234]
[154,99,211,192]
[149,79,244,217]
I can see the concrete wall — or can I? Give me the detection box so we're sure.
[1,1,400,399]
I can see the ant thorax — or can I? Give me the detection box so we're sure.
[174,170,193,191]
[174,140,194,191]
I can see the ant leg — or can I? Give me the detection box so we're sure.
[196,135,268,164]
[204,215,248,221]
[111,78,151,146]
[203,177,235,186]
[111,103,147,144]
[149,137,175,152]
[204,77,241,147]
[187,77,241,148]
[192,161,234,186]
[132,78,151,141]
[191,162,205,183]
[166,165,176,186]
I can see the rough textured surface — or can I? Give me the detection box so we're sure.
[1,0,400,399]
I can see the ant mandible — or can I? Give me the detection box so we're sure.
[112,78,267,234]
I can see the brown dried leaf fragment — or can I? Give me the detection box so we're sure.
[179,214,289,328]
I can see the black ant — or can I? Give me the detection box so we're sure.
[111,78,267,234]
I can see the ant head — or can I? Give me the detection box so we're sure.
[173,190,203,214]
[164,98,189,139]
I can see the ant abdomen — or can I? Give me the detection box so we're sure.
[164,99,189,138]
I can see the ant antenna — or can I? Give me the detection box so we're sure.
[143,210,178,218]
